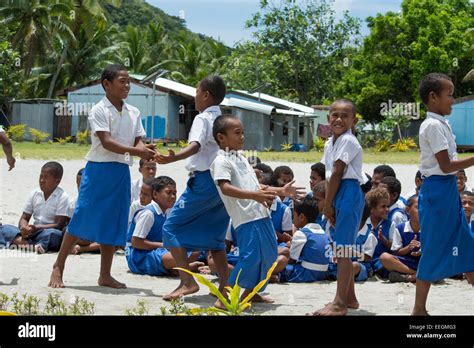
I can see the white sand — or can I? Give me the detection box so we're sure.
[0,159,473,315]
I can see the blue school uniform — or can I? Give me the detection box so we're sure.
[0,224,20,247]
[126,203,169,276]
[418,176,474,281]
[393,222,421,271]
[225,224,240,266]
[229,217,278,290]
[370,219,396,273]
[417,112,474,281]
[162,171,229,251]
[271,198,292,248]
[280,223,330,283]
[68,162,131,246]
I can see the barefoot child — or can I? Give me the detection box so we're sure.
[49,64,156,289]
[313,99,365,316]
[211,114,303,303]
[381,195,421,283]
[156,75,230,301]
[412,73,474,315]
[9,162,70,253]
[279,197,331,283]
[126,176,203,276]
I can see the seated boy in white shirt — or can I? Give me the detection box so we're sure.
[129,178,154,224]
[10,162,70,253]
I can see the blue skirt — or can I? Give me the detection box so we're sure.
[229,217,278,290]
[417,175,474,281]
[68,161,131,246]
[280,263,329,283]
[332,179,364,247]
[396,255,419,271]
[162,171,229,251]
[126,247,169,276]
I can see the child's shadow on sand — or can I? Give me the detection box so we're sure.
[66,285,156,296]
[182,294,283,314]
[0,278,19,286]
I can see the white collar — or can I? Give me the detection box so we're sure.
[41,186,61,201]
[403,221,420,233]
[202,105,221,114]
[426,111,448,125]
[149,200,165,216]
[330,128,352,145]
[102,96,130,112]
[303,223,325,234]
[389,199,405,211]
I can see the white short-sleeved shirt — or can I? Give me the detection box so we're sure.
[355,219,379,258]
[132,201,165,239]
[129,200,145,224]
[391,221,420,251]
[185,105,222,172]
[322,129,366,184]
[419,112,457,177]
[211,151,270,229]
[23,187,70,225]
[290,223,325,261]
[131,177,143,202]
[86,97,146,166]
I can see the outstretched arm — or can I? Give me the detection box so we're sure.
[435,150,474,173]
[96,132,156,160]
[218,180,277,208]
[155,141,200,165]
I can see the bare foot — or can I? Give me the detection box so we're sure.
[70,245,81,255]
[214,287,230,309]
[411,308,430,316]
[48,265,65,288]
[98,275,126,289]
[163,281,199,301]
[189,261,205,272]
[245,293,274,303]
[325,300,359,309]
[312,302,348,316]
[35,245,45,254]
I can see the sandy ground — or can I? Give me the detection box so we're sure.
[0,159,473,315]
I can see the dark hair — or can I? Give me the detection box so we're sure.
[294,196,319,223]
[139,159,156,168]
[406,194,418,207]
[273,166,294,179]
[77,168,84,177]
[360,173,373,194]
[311,162,325,180]
[42,161,63,180]
[331,98,357,115]
[419,73,452,105]
[365,188,390,210]
[415,170,422,180]
[312,180,326,196]
[374,165,396,178]
[461,190,474,197]
[212,114,239,144]
[101,64,127,90]
[255,163,273,174]
[380,176,402,196]
[150,176,176,193]
[457,170,466,177]
[199,75,226,105]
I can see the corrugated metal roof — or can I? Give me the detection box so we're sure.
[154,77,196,98]
[222,97,275,115]
[247,91,315,114]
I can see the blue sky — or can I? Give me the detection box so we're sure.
[146,0,404,46]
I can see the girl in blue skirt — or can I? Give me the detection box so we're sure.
[413,73,474,315]
[48,64,156,289]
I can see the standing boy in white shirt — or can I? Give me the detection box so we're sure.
[49,64,156,289]
[312,99,365,316]
[412,73,474,315]
[156,76,231,302]
[211,114,302,303]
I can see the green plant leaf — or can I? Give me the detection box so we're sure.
[240,262,277,307]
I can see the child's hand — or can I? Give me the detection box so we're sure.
[20,225,35,238]
[155,148,176,164]
[377,227,385,242]
[136,143,156,161]
[411,250,421,257]
[280,232,292,243]
[254,168,263,181]
[409,239,420,250]
[286,241,292,248]
[6,155,15,171]
[323,205,335,226]
[252,189,277,208]
[282,180,306,199]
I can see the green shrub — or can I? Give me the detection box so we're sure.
[29,128,50,144]
[6,124,26,142]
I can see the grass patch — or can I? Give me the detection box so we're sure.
[1,141,471,164]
